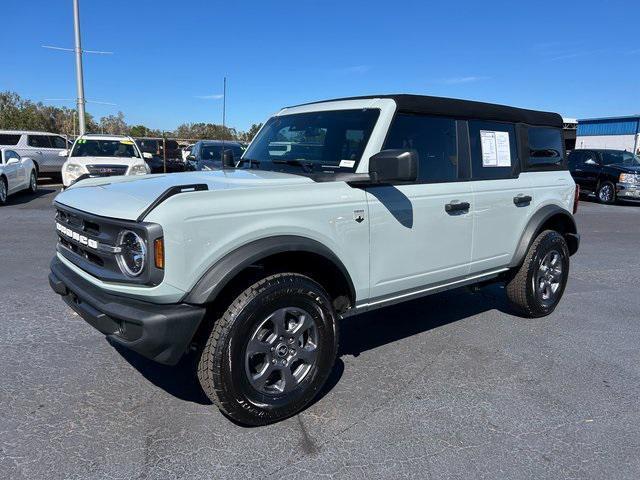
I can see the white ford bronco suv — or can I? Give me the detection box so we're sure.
[49,95,580,425]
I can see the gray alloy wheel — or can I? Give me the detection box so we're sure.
[245,306,319,395]
[597,182,615,204]
[533,250,563,308]
[29,171,37,193]
[0,178,7,204]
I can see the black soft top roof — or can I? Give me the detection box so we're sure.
[291,94,563,128]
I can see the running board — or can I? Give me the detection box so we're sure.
[341,268,509,318]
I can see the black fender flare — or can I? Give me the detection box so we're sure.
[185,235,356,305]
[509,205,579,268]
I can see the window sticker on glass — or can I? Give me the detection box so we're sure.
[339,160,356,168]
[480,130,511,167]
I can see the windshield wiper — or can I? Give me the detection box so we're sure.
[272,159,315,173]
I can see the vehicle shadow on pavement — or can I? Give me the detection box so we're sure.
[108,284,510,411]
[338,284,510,357]
[4,187,58,206]
[110,341,213,405]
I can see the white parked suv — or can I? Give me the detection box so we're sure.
[0,130,72,180]
[50,95,580,425]
[0,147,38,204]
[60,134,151,187]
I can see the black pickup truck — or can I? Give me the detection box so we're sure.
[568,149,640,204]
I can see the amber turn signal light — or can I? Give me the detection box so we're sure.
[154,238,164,269]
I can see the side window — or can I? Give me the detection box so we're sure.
[468,120,518,180]
[49,136,68,149]
[582,151,598,165]
[0,134,21,145]
[527,127,564,170]
[4,150,20,163]
[27,135,52,148]
[383,113,458,183]
[567,151,582,170]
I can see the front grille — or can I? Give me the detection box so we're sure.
[54,203,164,286]
[86,164,128,177]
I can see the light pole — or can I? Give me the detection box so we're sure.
[72,0,86,135]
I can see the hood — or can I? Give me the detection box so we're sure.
[54,169,315,220]
[67,156,146,167]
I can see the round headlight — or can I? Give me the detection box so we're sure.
[116,230,146,277]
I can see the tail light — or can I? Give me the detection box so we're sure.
[573,185,580,214]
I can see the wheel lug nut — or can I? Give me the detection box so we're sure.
[272,359,276,364]
[271,347,275,351]
[288,338,294,344]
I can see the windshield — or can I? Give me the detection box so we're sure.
[241,109,380,173]
[601,151,640,166]
[201,144,243,161]
[71,139,140,158]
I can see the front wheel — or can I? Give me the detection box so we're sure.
[197,273,338,426]
[506,230,570,318]
[597,181,616,204]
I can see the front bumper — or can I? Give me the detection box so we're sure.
[616,182,640,200]
[49,257,206,365]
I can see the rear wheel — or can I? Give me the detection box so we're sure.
[506,230,570,318]
[28,170,37,193]
[197,273,338,426]
[597,181,616,204]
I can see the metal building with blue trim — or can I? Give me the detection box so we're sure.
[576,115,640,153]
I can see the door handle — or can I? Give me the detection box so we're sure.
[445,201,470,213]
[513,194,532,206]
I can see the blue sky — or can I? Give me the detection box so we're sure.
[3,0,639,131]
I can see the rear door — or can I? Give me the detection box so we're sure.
[26,134,51,172]
[367,114,474,300]
[468,120,532,273]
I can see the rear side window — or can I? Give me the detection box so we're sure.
[49,135,68,149]
[469,120,518,180]
[27,135,52,148]
[527,127,564,170]
[384,113,458,183]
[0,134,21,145]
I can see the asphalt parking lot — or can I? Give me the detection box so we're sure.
[1,182,639,480]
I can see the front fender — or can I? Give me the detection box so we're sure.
[184,235,356,305]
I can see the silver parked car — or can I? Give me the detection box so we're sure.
[0,130,73,180]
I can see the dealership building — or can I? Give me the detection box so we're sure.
[575,115,640,154]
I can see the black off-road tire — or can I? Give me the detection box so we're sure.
[597,181,616,204]
[197,273,339,426]
[506,230,570,318]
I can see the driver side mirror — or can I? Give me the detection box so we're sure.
[222,149,235,169]
[58,149,69,157]
[6,157,20,165]
[368,149,418,183]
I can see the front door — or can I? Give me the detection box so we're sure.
[572,150,601,192]
[2,150,20,193]
[366,113,473,302]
